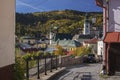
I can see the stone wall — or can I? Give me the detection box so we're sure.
[40,55,83,73]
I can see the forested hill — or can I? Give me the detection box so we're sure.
[16,9,102,37]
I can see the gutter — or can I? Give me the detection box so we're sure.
[95,0,107,34]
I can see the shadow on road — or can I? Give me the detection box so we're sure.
[66,63,92,69]
[50,70,70,80]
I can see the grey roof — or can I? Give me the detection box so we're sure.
[78,34,93,39]
[56,40,81,47]
[21,36,35,39]
[54,33,73,41]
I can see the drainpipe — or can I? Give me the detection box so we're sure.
[104,7,107,73]
[104,7,107,35]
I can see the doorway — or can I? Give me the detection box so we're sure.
[109,43,120,75]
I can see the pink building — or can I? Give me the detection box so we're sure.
[96,0,120,75]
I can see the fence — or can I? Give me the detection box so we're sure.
[25,55,83,80]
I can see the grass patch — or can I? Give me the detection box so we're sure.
[99,74,109,79]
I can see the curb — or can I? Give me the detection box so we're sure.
[29,67,66,80]
[45,67,66,80]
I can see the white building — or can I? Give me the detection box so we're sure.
[83,38,98,55]
[83,13,90,35]
[97,40,103,56]
[0,0,15,80]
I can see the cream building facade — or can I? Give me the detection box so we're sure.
[0,0,15,80]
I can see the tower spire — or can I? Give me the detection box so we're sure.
[83,12,90,35]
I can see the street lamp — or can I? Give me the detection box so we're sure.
[52,54,58,70]
[50,52,53,72]
[36,52,43,79]
[37,56,40,79]
[26,59,29,80]
[45,47,57,72]
[40,43,47,75]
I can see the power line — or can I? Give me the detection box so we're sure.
[17,0,49,12]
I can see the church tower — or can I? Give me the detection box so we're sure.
[83,13,90,35]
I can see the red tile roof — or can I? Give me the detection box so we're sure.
[84,38,98,44]
[104,32,120,43]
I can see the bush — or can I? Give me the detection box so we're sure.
[13,50,45,80]
[13,57,25,80]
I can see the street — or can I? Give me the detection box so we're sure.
[52,63,120,80]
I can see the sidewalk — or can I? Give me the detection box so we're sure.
[100,72,120,80]
[29,67,66,80]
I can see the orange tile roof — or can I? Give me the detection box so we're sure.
[104,32,120,43]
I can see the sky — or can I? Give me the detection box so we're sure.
[16,0,102,13]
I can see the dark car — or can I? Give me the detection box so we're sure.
[19,43,38,52]
[83,54,96,63]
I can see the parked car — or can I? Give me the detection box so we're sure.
[83,54,96,63]
[19,43,38,52]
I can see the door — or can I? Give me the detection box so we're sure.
[115,55,120,71]
[110,43,120,72]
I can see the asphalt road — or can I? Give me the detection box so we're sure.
[52,63,101,80]
[52,63,120,80]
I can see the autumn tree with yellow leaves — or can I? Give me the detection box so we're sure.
[73,46,92,56]
[54,44,65,56]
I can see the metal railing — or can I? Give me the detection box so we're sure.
[25,55,83,80]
